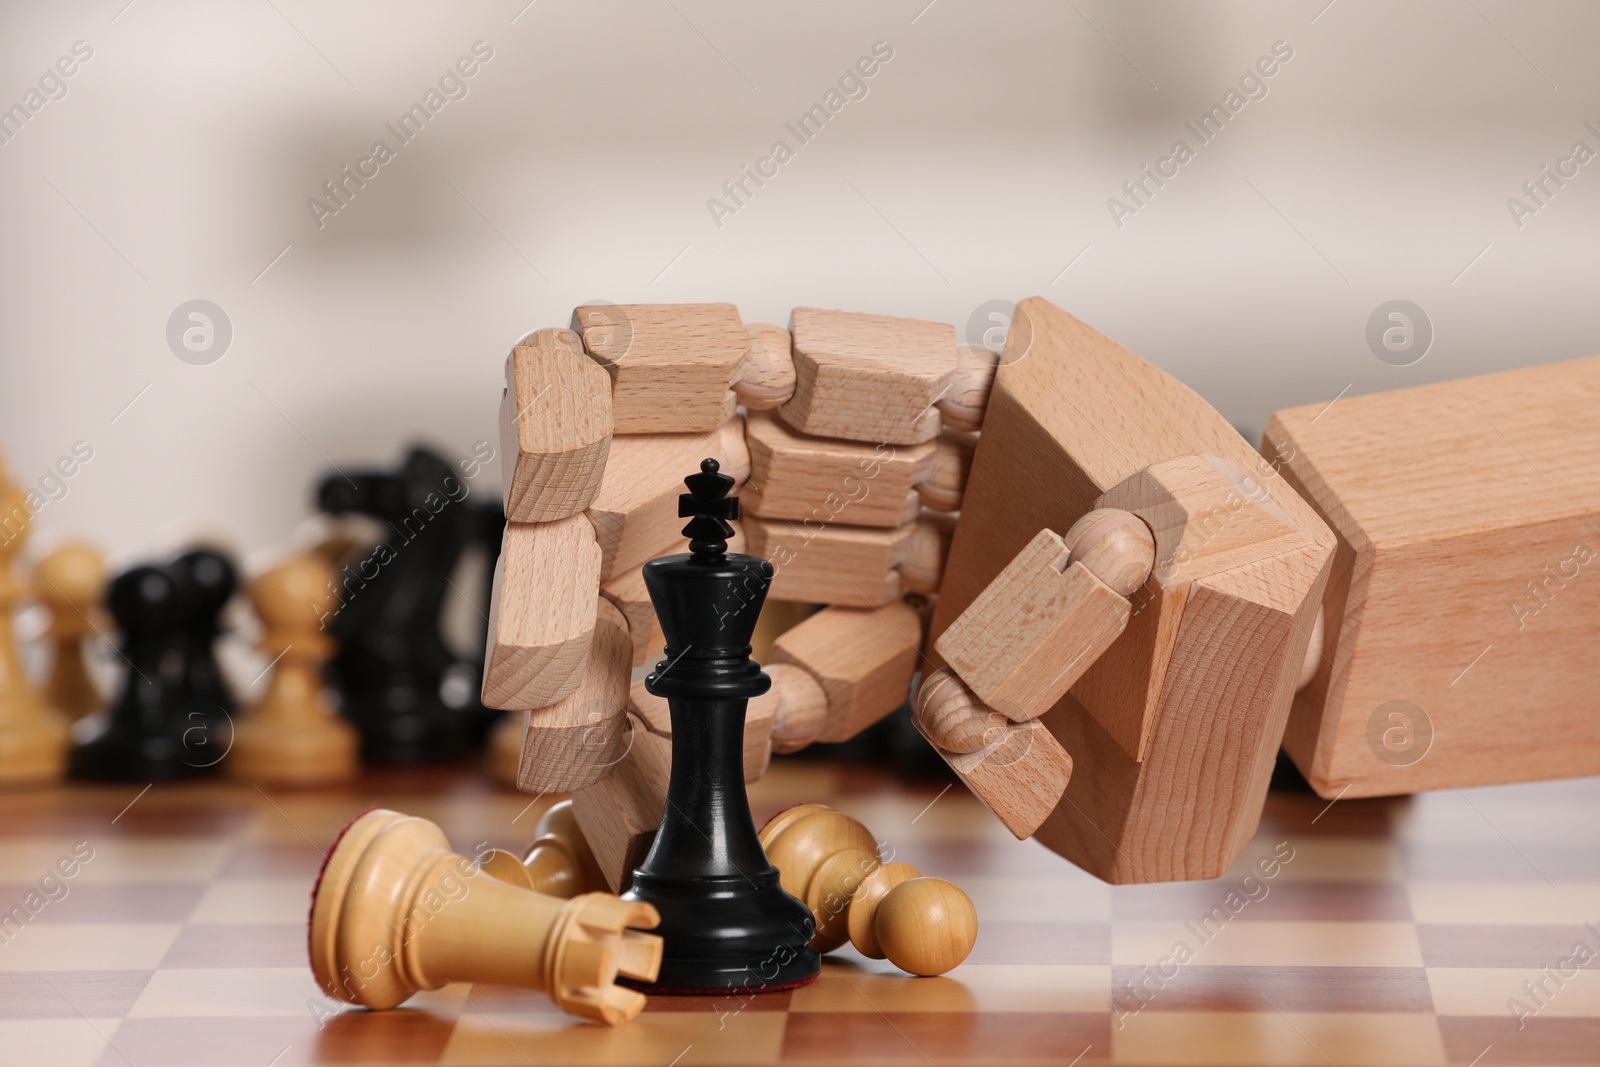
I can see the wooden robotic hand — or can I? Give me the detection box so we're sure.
[480,305,999,889]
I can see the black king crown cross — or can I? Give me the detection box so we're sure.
[620,459,821,993]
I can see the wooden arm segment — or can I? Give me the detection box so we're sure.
[913,667,1073,839]
[515,598,633,794]
[482,515,601,710]
[742,513,950,607]
[769,601,924,744]
[572,303,749,434]
[779,307,958,446]
[500,328,614,523]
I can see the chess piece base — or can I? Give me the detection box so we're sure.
[226,717,358,786]
[70,720,220,782]
[341,700,470,765]
[622,868,820,993]
[0,715,69,786]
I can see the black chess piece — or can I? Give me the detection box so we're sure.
[316,446,503,763]
[621,459,820,994]
[169,548,237,749]
[71,564,217,781]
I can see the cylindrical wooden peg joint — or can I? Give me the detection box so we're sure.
[732,323,797,409]
[1063,508,1156,597]
[913,668,994,754]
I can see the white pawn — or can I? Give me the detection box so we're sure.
[227,554,358,786]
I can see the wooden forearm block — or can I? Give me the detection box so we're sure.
[570,722,672,893]
[742,412,929,528]
[913,668,1073,839]
[934,524,1144,723]
[483,515,601,710]
[770,601,922,743]
[780,307,958,446]
[1267,353,1600,798]
[517,599,632,794]
[733,323,796,410]
[741,515,909,607]
[499,328,614,523]
[586,417,747,579]
[572,303,748,434]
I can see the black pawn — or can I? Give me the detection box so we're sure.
[170,548,238,749]
[621,459,820,994]
[71,565,216,781]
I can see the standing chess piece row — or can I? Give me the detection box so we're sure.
[57,541,357,786]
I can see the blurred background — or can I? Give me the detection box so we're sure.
[2,0,1598,561]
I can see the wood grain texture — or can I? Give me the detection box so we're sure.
[770,602,922,743]
[1266,354,1600,799]
[516,599,633,794]
[570,722,672,893]
[482,515,601,710]
[308,808,661,1025]
[941,719,1073,840]
[935,530,1134,724]
[742,515,916,607]
[780,307,959,446]
[586,417,746,579]
[499,328,614,523]
[742,412,928,528]
[928,297,1334,883]
[912,666,1074,838]
[572,303,748,433]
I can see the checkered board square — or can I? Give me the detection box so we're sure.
[0,761,1595,1066]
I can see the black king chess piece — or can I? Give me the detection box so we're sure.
[621,459,821,993]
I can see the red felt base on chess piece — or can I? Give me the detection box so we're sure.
[620,972,819,997]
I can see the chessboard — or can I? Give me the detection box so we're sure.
[2,758,1596,1067]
